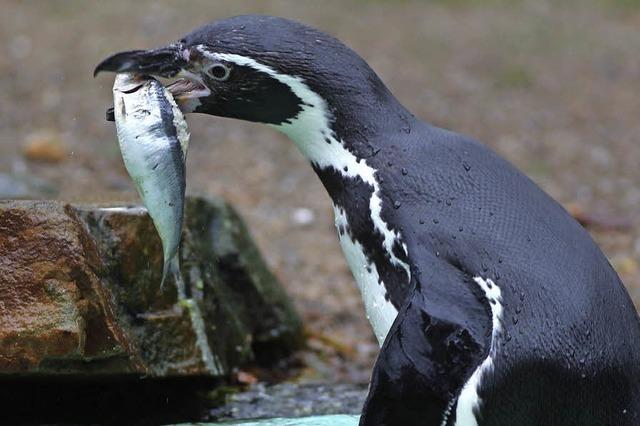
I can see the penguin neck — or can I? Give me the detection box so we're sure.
[272,88,413,341]
[272,87,412,166]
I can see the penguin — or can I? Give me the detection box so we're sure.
[95,15,640,425]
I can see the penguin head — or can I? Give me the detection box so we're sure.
[95,15,395,129]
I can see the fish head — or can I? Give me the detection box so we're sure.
[95,15,380,126]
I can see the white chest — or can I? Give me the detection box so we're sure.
[334,206,398,346]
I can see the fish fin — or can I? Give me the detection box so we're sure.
[161,255,187,298]
[160,255,178,291]
[160,258,171,291]
[170,256,185,294]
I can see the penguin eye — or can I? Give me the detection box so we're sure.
[206,63,231,81]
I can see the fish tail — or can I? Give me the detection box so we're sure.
[160,254,178,290]
[161,255,186,297]
[160,258,171,291]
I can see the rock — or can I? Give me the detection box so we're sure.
[0,195,302,378]
[205,414,360,425]
[208,383,367,421]
[22,130,69,163]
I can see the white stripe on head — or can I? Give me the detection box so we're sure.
[198,47,411,284]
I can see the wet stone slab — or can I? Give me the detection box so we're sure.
[0,195,302,379]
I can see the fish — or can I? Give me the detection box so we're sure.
[111,73,189,288]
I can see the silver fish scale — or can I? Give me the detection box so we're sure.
[112,73,189,287]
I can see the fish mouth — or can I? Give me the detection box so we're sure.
[105,75,209,122]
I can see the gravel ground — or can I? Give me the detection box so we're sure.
[1,0,639,383]
[209,383,366,421]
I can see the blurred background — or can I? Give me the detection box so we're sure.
[1,0,639,384]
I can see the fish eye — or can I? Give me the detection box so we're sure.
[206,63,231,81]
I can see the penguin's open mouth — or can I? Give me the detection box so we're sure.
[95,47,211,118]
[164,75,210,101]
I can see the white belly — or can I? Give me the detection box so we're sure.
[334,206,398,345]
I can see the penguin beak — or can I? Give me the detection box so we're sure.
[93,45,186,78]
[95,45,210,119]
